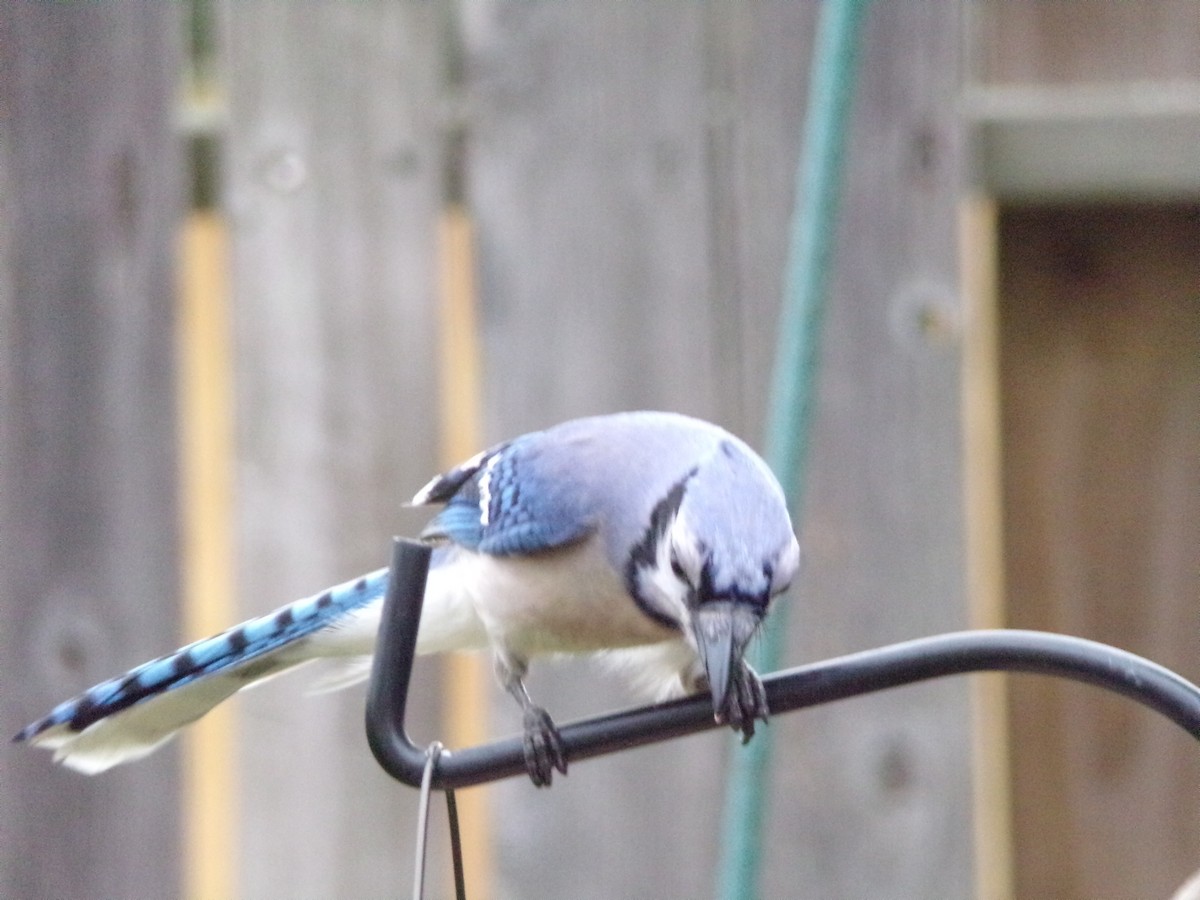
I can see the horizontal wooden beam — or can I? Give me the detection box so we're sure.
[964,83,1200,199]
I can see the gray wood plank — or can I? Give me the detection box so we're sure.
[1000,204,1200,900]
[764,4,974,896]
[0,4,184,898]
[973,0,1200,85]
[467,4,730,898]
[467,2,720,438]
[467,2,973,897]
[222,3,447,897]
[967,1,1200,200]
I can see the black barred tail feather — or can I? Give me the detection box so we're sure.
[14,570,388,774]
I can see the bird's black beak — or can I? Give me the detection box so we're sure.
[692,602,761,722]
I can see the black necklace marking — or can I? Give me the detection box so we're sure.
[623,469,697,631]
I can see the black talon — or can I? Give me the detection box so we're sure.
[498,655,569,787]
[521,705,567,787]
[725,660,769,744]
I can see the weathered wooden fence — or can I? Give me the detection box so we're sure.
[3,2,976,897]
[469,3,974,898]
[222,4,446,897]
[12,3,1196,899]
[1,4,183,898]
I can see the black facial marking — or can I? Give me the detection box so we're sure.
[315,592,334,610]
[624,470,696,630]
[696,558,716,605]
[354,577,367,592]
[274,606,294,629]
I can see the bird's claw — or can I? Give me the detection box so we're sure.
[722,660,769,744]
[522,705,567,787]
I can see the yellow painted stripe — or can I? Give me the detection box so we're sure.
[178,211,238,900]
[438,205,492,900]
[959,197,1014,900]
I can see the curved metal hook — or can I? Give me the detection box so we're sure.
[366,538,1200,789]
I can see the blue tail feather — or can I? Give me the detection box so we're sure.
[14,568,388,743]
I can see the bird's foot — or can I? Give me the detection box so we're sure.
[521,704,567,787]
[722,660,769,744]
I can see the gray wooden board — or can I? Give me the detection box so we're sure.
[1000,204,1200,900]
[766,5,973,895]
[222,3,447,897]
[466,2,973,898]
[0,3,982,896]
[466,4,809,893]
[0,4,184,898]
[973,0,1200,85]
[967,2,1200,200]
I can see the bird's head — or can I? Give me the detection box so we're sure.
[626,439,800,722]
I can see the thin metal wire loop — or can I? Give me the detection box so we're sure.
[413,741,445,900]
[445,787,467,900]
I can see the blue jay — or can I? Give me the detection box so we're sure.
[16,411,799,786]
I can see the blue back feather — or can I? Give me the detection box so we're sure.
[421,432,595,556]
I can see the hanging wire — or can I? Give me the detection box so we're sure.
[445,788,468,900]
[412,740,468,900]
[413,742,445,900]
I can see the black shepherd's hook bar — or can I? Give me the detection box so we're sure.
[366,538,1200,789]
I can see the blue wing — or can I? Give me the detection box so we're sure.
[415,432,596,556]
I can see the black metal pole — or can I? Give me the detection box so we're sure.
[365,539,432,786]
[366,538,1200,790]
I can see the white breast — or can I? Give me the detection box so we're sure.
[449,535,680,660]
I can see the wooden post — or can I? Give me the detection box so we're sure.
[178,211,238,900]
[222,4,446,896]
[961,196,1015,900]
[0,4,184,898]
[1000,204,1200,900]
[437,205,493,899]
[465,3,973,896]
[758,4,974,895]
